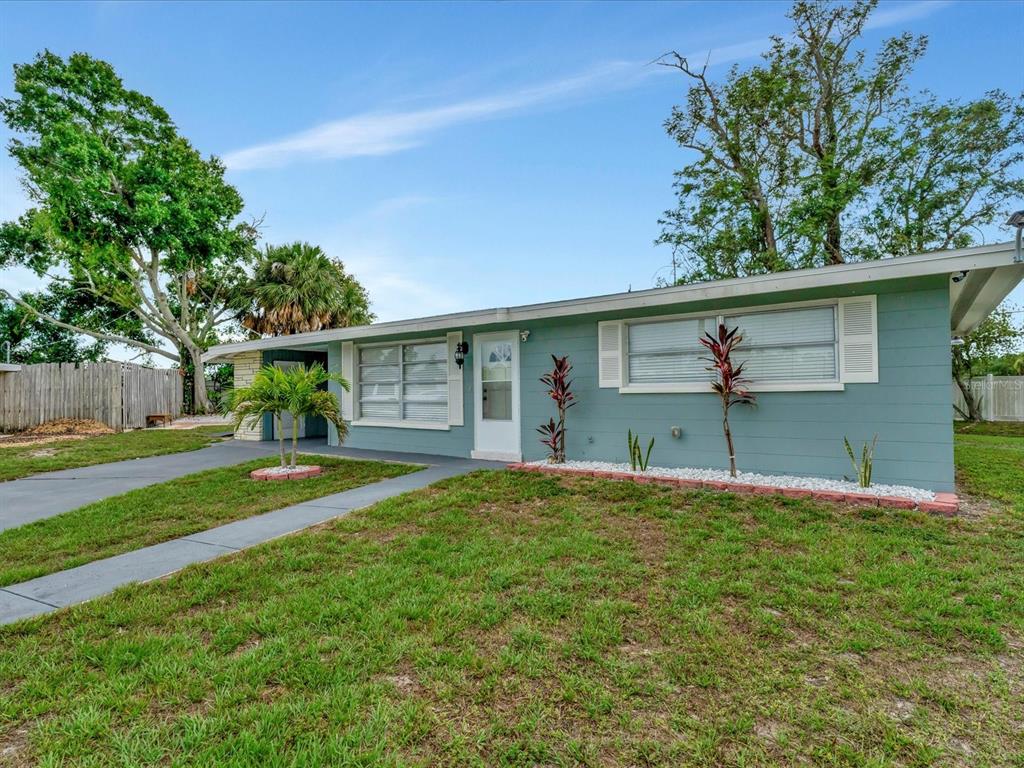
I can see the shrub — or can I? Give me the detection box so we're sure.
[538,355,575,463]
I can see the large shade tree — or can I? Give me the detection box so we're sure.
[658,0,1024,283]
[237,242,373,336]
[0,282,148,364]
[0,52,257,411]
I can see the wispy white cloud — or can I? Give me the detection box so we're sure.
[864,0,953,30]
[224,0,952,173]
[223,61,643,171]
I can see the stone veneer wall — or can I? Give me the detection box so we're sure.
[231,351,262,441]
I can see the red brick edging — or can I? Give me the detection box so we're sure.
[506,463,959,516]
[250,465,323,481]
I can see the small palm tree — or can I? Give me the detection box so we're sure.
[228,362,350,469]
[280,362,349,468]
[228,365,292,468]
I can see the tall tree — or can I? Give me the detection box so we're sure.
[777,0,925,265]
[952,307,1021,421]
[657,55,797,282]
[658,0,1022,283]
[856,91,1024,259]
[237,242,373,336]
[0,52,256,411]
[0,283,148,364]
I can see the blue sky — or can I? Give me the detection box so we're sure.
[1,0,1023,338]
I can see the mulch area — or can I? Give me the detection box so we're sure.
[0,419,114,448]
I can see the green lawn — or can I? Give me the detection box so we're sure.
[954,420,1024,438]
[955,432,1024,511]
[0,437,1021,766]
[0,454,419,587]
[0,425,230,482]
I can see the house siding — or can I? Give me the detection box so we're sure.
[325,276,954,491]
[230,351,263,441]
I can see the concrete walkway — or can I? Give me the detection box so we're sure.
[1,438,281,532]
[0,437,491,533]
[0,453,502,625]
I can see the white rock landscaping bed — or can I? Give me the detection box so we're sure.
[525,459,936,503]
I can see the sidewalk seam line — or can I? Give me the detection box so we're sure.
[179,538,240,551]
[0,588,58,609]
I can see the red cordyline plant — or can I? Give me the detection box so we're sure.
[699,323,756,478]
[537,354,575,463]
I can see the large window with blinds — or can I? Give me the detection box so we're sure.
[357,341,448,423]
[625,304,839,389]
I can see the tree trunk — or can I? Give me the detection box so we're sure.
[276,414,286,467]
[954,375,982,422]
[187,345,211,414]
[291,412,299,468]
[558,405,566,463]
[825,213,843,265]
[723,403,737,478]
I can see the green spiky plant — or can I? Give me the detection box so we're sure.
[844,434,878,488]
[627,429,655,472]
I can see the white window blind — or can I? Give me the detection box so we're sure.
[724,305,837,383]
[621,304,844,388]
[358,341,448,422]
[627,317,716,384]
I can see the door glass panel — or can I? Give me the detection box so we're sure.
[481,340,513,421]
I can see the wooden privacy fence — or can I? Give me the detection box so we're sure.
[953,375,1024,422]
[0,362,183,432]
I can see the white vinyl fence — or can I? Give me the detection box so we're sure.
[953,375,1024,422]
[0,362,183,432]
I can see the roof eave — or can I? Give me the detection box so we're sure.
[205,241,1021,362]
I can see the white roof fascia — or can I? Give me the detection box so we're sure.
[205,241,1019,361]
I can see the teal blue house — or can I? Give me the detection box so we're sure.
[207,242,1024,492]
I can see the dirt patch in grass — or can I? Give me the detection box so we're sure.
[0,418,114,447]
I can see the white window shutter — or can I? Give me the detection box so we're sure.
[340,341,355,420]
[446,331,464,426]
[838,296,878,383]
[598,321,623,388]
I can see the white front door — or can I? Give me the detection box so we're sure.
[472,331,521,461]
[273,361,306,440]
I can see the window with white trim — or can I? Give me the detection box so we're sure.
[628,316,717,384]
[623,303,840,389]
[357,341,448,423]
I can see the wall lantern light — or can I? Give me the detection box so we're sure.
[454,341,469,369]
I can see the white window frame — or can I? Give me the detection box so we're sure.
[351,337,452,430]
[618,297,847,394]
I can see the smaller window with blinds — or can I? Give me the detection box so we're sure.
[627,316,717,385]
[357,341,449,424]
